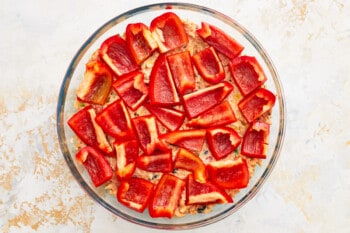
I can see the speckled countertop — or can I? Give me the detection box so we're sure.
[1,0,349,232]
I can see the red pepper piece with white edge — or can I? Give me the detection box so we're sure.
[149,173,186,218]
[186,174,232,205]
[182,81,233,119]
[150,12,189,53]
[95,99,135,141]
[100,35,139,76]
[117,177,154,213]
[186,100,237,128]
[68,106,113,155]
[174,148,207,183]
[136,151,173,173]
[114,140,138,180]
[238,87,276,123]
[112,71,148,111]
[76,146,113,187]
[192,46,225,84]
[207,126,241,160]
[125,23,158,65]
[229,56,267,96]
[241,120,270,159]
[160,129,206,152]
[207,157,249,189]
[196,22,244,59]
[167,50,196,95]
[149,54,180,106]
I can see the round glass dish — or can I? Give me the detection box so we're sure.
[57,2,285,230]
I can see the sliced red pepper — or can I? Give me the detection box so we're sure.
[196,22,244,59]
[76,60,113,105]
[207,126,241,160]
[182,81,233,119]
[125,23,158,64]
[207,157,249,189]
[238,88,276,123]
[117,177,154,213]
[186,100,237,128]
[192,46,225,84]
[167,50,196,95]
[144,104,185,131]
[68,106,113,155]
[229,56,267,96]
[160,129,206,152]
[149,54,180,106]
[76,146,113,187]
[174,148,207,183]
[149,173,186,218]
[150,12,189,53]
[186,174,232,205]
[100,35,139,76]
[114,140,138,180]
[95,99,135,141]
[241,120,270,159]
[112,71,148,111]
[136,151,172,173]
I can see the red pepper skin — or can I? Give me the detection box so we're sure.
[149,173,186,218]
[112,71,148,111]
[238,88,276,123]
[241,120,270,158]
[192,46,225,84]
[76,60,113,105]
[117,177,154,213]
[207,127,241,160]
[95,99,135,141]
[149,54,180,106]
[174,148,207,183]
[68,106,113,155]
[125,23,158,65]
[196,22,244,59]
[186,100,236,128]
[114,140,139,180]
[207,157,249,189]
[100,35,139,76]
[186,174,232,205]
[150,12,189,53]
[160,129,206,152]
[136,151,173,173]
[167,51,196,95]
[76,146,113,187]
[229,56,267,96]
[182,81,233,119]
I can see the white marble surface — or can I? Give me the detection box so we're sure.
[1,0,349,232]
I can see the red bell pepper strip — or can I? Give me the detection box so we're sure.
[149,173,186,218]
[182,81,233,119]
[144,104,185,132]
[68,106,113,155]
[100,35,139,76]
[174,148,207,183]
[150,12,189,53]
[229,56,267,96]
[117,177,154,213]
[238,88,276,123]
[206,126,241,160]
[76,60,113,105]
[95,99,135,141]
[76,146,113,187]
[125,23,158,64]
[186,100,236,128]
[241,120,270,159]
[192,46,225,84]
[112,71,148,111]
[167,50,196,95]
[196,22,244,59]
[207,157,249,189]
[149,54,180,106]
[136,151,173,173]
[114,140,139,180]
[160,129,206,152]
[186,174,232,205]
